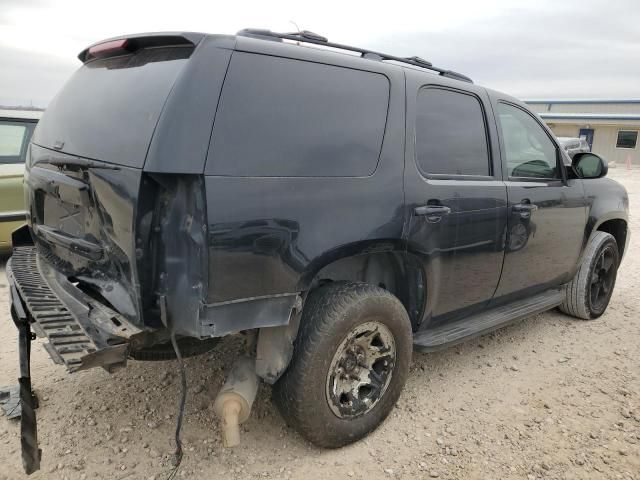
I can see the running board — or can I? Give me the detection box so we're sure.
[413,288,564,352]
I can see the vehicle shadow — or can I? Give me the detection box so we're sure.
[33,309,564,452]
[0,298,594,479]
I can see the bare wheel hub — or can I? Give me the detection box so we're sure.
[326,321,396,419]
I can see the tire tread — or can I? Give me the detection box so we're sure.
[273,282,411,448]
[560,231,617,320]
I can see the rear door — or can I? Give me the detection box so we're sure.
[404,73,508,326]
[491,99,587,299]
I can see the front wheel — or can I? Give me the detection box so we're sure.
[560,231,620,320]
[272,282,412,448]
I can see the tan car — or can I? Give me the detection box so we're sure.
[0,108,42,253]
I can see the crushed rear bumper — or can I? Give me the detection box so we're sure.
[7,246,145,373]
[7,245,150,474]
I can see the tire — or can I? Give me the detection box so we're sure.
[560,231,620,320]
[272,282,412,448]
[129,337,220,361]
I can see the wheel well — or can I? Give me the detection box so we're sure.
[310,252,425,330]
[597,219,627,258]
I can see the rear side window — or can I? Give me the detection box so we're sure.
[206,53,389,177]
[0,120,36,164]
[415,88,490,176]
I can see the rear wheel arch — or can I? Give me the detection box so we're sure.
[256,249,422,384]
[300,249,425,331]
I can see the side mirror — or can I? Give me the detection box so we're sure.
[572,152,608,179]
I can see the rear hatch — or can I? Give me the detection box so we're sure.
[26,35,199,325]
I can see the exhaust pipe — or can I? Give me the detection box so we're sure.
[213,356,259,447]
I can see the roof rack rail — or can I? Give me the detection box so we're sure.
[237,29,473,83]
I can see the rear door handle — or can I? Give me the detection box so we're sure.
[414,205,451,216]
[513,202,538,218]
[414,205,451,222]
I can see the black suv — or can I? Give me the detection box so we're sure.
[7,29,628,472]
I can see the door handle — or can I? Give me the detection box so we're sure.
[513,201,538,218]
[414,205,451,222]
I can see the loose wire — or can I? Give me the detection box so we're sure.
[166,332,187,480]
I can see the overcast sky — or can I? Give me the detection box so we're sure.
[1,0,638,107]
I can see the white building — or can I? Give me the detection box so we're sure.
[525,99,640,166]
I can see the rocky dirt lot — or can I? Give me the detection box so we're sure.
[1,169,638,480]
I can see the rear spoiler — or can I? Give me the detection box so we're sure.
[78,32,205,63]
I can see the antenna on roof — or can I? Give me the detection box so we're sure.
[289,21,301,44]
[236,28,473,83]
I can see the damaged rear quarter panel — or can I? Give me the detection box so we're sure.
[148,174,209,337]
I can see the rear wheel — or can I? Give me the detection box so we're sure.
[560,231,619,320]
[272,282,412,448]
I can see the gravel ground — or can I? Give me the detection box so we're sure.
[0,169,638,480]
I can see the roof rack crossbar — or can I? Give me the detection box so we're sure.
[237,29,473,83]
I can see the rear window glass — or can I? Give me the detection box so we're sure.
[415,88,490,176]
[0,120,36,164]
[32,46,192,168]
[206,52,389,177]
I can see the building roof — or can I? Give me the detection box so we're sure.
[525,99,640,105]
[540,113,640,121]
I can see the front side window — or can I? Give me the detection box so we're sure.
[0,121,35,164]
[616,130,638,149]
[415,88,490,176]
[497,103,559,179]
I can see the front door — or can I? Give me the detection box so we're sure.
[492,101,587,300]
[404,76,508,326]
